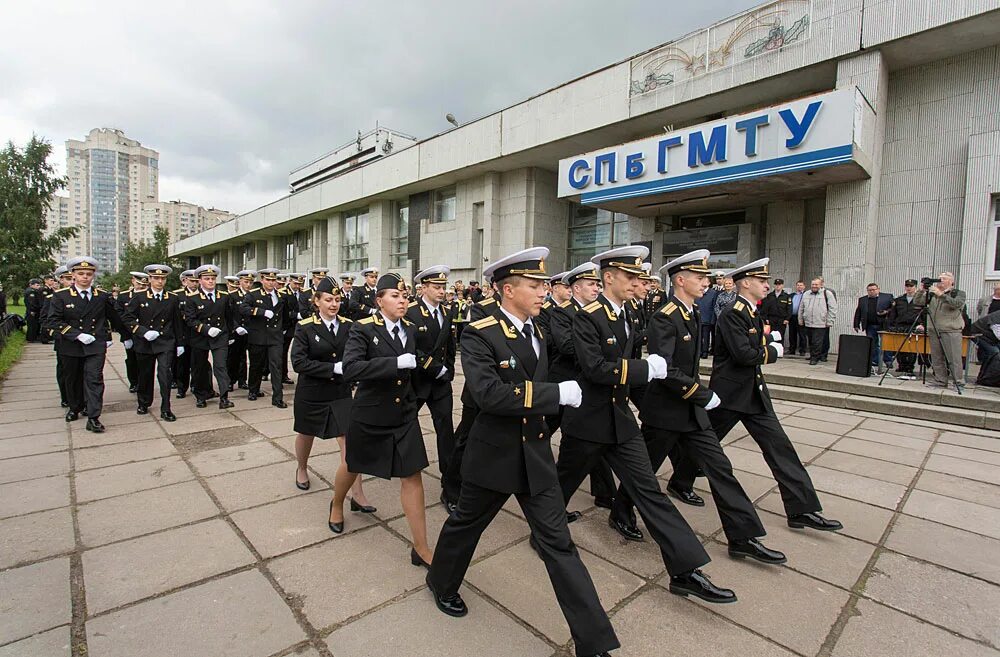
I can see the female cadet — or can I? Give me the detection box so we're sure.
[289,277,374,512]
[328,272,432,568]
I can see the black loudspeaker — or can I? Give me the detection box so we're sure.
[836,334,873,377]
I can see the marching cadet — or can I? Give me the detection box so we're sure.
[173,270,199,398]
[118,271,148,393]
[49,266,74,407]
[226,270,255,391]
[297,267,329,318]
[405,266,458,499]
[537,271,570,337]
[556,245,736,603]
[350,266,379,318]
[427,248,621,657]
[183,264,239,409]
[610,250,786,565]
[38,275,57,345]
[24,278,43,342]
[626,263,653,410]
[329,272,432,569]
[224,275,239,294]
[671,258,843,533]
[122,265,184,421]
[338,272,356,319]
[279,273,305,384]
[45,256,125,433]
[240,268,293,407]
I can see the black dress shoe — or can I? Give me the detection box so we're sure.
[170,381,178,389]
[195,399,207,409]
[65,411,79,422]
[593,496,614,509]
[175,391,186,399]
[439,493,457,515]
[328,499,344,534]
[608,515,644,541]
[128,385,137,394]
[81,410,88,417]
[426,574,468,617]
[219,396,234,409]
[160,410,177,422]
[272,400,287,409]
[668,569,737,604]
[247,391,258,401]
[60,401,69,408]
[85,418,106,433]
[728,538,787,565]
[666,483,705,507]
[808,359,819,366]
[788,512,843,532]
[136,406,148,415]
[566,510,583,523]
[410,547,431,569]
[238,382,249,390]
[350,497,377,513]
[282,377,294,385]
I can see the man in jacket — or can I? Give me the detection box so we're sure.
[852,283,894,368]
[240,268,292,406]
[977,283,1000,318]
[184,264,239,409]
[761,278,793,350]
[788,281,807,356]
[695,274,720,358]
[914,272,967,388]
[798,278,837,365]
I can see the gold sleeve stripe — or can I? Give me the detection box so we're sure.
[423,357,433,369]
[681,382,700,400]
[524,381,533,409]
[620,359,628,385]
[61,325,71,334]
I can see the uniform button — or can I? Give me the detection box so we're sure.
[522,418,528,425]
[538,433,544,439]
[394,397,400,403]
[522,436,526,443]
[396,380,402,385]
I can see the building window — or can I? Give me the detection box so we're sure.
[567,205,630,264]
[989,197,1000,278]
[295,229,311,253]
[658,211,744,272]
[342,207,369,272]
[282,237,294,270]
[391,202,409,267]
[432,185,456,223]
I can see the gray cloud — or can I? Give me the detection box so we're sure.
[1,0,752,213]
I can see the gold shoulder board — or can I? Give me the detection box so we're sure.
[559,300,572,308]
[338,315,353,323]
[357,316,376,325]
[298,316,316,325]
[583,301,602,313]
[734,301,745,312]
[661,302,677,315]
[470,316,498,330]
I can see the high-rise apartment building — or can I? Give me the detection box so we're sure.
[65,128,159,271]
[139,201,235,242]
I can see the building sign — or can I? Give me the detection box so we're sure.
[558,88,865,205]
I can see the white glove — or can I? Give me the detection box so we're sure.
[771,342,784,358]
[105,341,113,348]
[77,333,96,345]
[705,392,722,410]
[207,327,222,338]
[143,330,160,341]
[235,327,248,336]
[770,330,782,343]
[646,353,668,381]
[228,339,235,345]
[333,362,343,375]
[396,353,417,369]
[436,366,449,380]
[264,310,275,319]
[176,346,185,357]
[123,339,134,349]
[558,381,583,407]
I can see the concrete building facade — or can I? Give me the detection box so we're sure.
[171,0,1000,345]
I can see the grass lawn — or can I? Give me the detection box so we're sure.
[1,302,28,381]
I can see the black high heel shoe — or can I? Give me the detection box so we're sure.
[350,497,377,514]
[328,499,344,534]
[295,468,310,491]
[410,547,431,569]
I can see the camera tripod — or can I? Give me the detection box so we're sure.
[878,289,963,394]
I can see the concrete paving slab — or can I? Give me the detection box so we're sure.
[845,426,935,451]
[863,551,1000,648]
[390,504,529,560]
[359,472,444,521]
[85,570,305,657]
[936,430,1000,453]
[90,409,162,427]
[325,590,553,657]
[74,455,193,503]
[886,513,1000,585]
[0,406,71,423]
[924,453,1000,485]
[0,475,69,519]
[915,469,1000,508]
[0,507,75,569]
[0,450,70,484]
[0,432,68,460]
[188,440,287,478]
[903,489,1000,539]
[206,460,313,512]
[806,465,907,509]
[831,598,999,657]
[229,406,295,425]
[0,558,70,644]
[252,418,300,439]
[566,513,666,579]
[77,480,219,547]
[270,527,425,630]
[811,450,919,485]
[781,414,856,437]
[71,422,165,448]
[934,442,1000,466]
[790,406,863,427]
[73,438,177,471]
[830,436,928,467]
[780,425,844,448]
[159,411,245,436]
[83,518,254,614]
[757,490,894,544]
[271,434,340,457]
[0,625,71,657]
[728,437,825,463]
[0,418,68,439]
[857,417,939,440]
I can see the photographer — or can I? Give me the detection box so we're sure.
[913,272,966,388]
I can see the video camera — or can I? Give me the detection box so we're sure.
[920,277,941,289]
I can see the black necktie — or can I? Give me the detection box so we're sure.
[155,293,162,302]
[522,323,536,355]
[392,325,403,350]
[433,308,440,327]
[208,293,214,304]
[81,291,89,302]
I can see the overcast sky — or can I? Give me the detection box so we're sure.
[1,0,754,215]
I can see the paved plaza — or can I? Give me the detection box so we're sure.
[1,342,999,657]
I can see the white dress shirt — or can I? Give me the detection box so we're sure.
[498,306,540,357]
[381,314,407,347]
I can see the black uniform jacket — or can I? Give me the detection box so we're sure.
[547,298,583,383]
[45,286,123,357]
[184,289,237,350]
[24,287,41,318]
[626,297,648,359]
[291,315,354,403]
[350,285,378,320]
[115,288,142,341]
[639,295,714,432]
[646,288,669,315]
[458,297,503,407]
[888,294,920,331]
[562,294,651,444]
[711,296,781,415]
[280,288,301,336]
[39,287,55,340]
[122,290,184,355]
[405,298,456,400]
[761,290,792,327]
[239,288,291,346]
[460,312,561,496]
[342,314,418,427]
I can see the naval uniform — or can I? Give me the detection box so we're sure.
[612,295,766,542]
[240,287,293,402]
[24,287,42,341]
[291,314,353,438]
[44,286,123,418]
[172,288,194,396]
[226,288,250,388]
[184,289,236,402]
[429,310,620,657]
[40,287,67,405]
[279,287,301,382]
[116,288,142,390]
[673,295,823,517]
[38,287,55,344]
[122,289,183,413]
[557,294,709,576]
[349,284,378,320]
[342,313,427,479]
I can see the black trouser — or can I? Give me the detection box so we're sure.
[894,351,917,372]
[226,333,248,387]
[191,345,230,402]
[821,327,831,359]
[174,347,192,395]
[672,407,822,517]
[281,333,293,381]
[612,425,764,542]
[806,327,826,361]
[787,321,806,355]
[248,343,283,402]
[429,482,620,657]
[700,322,714,357]
[124,346,138,388]
[26,314,40,341]
[418,384,455,486]
[442,398,476,503]
[557,432,709,576]
[62,352,106,418]
[56,352,67,405]
[137,351,174,412]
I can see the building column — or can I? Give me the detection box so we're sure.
[822,50,889,348]
[326,214,341,273]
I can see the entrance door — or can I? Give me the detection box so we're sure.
[659,210,744,271]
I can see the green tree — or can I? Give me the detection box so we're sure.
[100,225,183,291]
[0,135,77,294]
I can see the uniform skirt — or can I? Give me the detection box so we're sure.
[293,396,352,439]
[346,418,428,480]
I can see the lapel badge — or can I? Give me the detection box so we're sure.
[314,335,320,342]
[373,335,379,345]
[418,325,428,332]
[509,355,517,369]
